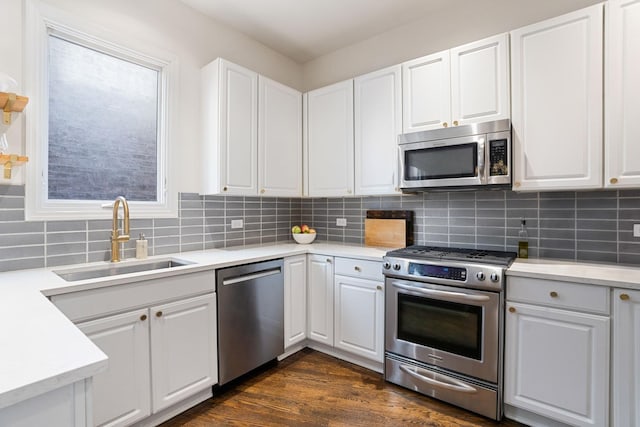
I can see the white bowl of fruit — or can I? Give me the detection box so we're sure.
[291,224,316,244]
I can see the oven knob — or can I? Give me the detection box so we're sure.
[476,271,485,281]
[490,273,500,282]
[393,263,401,271]
[383,261,391,270]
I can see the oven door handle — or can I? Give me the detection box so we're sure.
[391,282,490,302]
[399,364,478,394]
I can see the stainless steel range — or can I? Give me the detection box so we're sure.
[383,246,516,420]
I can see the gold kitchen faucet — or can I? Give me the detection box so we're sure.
[110,196,130,262]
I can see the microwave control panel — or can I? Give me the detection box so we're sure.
[489,139,508,176]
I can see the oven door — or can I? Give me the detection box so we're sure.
[385,278,500,383]
[399,135,486,189]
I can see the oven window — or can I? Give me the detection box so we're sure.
[404,143,477,180]
[397,294,482,360]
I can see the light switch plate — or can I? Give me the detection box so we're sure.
[634,224,640,237]
[336,218,347,227]
[231,219,243,229]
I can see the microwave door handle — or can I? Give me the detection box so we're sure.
[399,364,478,394]
[391,282,490,303]
[477,138,486,182]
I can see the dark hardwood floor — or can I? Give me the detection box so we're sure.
[161,348,524,426]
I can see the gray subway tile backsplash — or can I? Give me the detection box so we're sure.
[1,185,640,272]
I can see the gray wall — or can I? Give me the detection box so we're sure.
[1,185,639,272]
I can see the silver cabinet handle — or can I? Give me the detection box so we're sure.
[222,268,281,286]
[399,364,478,394]
[392,282,490,303]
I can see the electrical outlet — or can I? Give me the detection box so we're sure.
[336,218,347,227]
[634,224,640,237]
[231,219,243,229]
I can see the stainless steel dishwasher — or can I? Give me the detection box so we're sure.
[216,258,284,385]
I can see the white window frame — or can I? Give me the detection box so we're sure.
[24,0,178,220]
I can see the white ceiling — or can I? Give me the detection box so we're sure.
[179,0,464,63]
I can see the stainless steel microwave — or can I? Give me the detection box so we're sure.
[398,119,511,190]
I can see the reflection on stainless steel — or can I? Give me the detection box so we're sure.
[383,245,516,420]
[398,119,511,190]
[54,258,192,282]
[216,259,284,385]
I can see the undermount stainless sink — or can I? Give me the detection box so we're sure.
[54,258,193,282]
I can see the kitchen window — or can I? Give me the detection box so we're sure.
[24,3,178,220]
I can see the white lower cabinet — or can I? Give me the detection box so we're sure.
[334,274,384,362]
[150,294,217,412]
[612,288,640,427]
[304,255,385,370]
[52,270,217,427]
[505,277,610,427]
[0,380,91,427]
[284,255,307,348]
[78,293,217,427]
[307,255,334,345]
[78,310,151,427]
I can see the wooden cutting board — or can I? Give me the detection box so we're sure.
[364,218,407,248]
[364,210,414,248]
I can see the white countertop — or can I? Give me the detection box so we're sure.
[508,258,640,290]
[4,241,639,411]
[0,242,388,410]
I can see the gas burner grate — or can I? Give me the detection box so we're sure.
[388,245,517,266]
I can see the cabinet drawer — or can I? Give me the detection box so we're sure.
[51,270,215,322]
[334,257,383,281]
[507,276,609,315]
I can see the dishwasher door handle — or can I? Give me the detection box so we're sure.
[222,268,281,286]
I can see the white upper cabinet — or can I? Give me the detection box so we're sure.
[305,80,354,197]
[511,5,603,191]
[354,65,402,195]
[201,58,301,196]
[605,0,640,188]
[258,76,303,197]
[202,58,258,195]
[450,33,510,126]
[402,33,509,133]
[402,50,451,132]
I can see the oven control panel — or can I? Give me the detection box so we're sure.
[382,257,505,291]
[407,263,466,281]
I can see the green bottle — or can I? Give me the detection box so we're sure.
[518,218,529,259]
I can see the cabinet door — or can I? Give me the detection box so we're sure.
[0,380,90,427]
[334,275,384,362]
[305,80,354,197]
[402,50,451,132]
[150,293,217,412]
[219,59,258,195]
[505,302,609,427]
[354,65,402,196]
[77,309,151,427]
[258,76,302,197]
[511,5,603,191]
[450,33,510,126]
[307,255,334,345]
[284,255,307,348]
[605,0,640,188]
[612,289,640,427]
